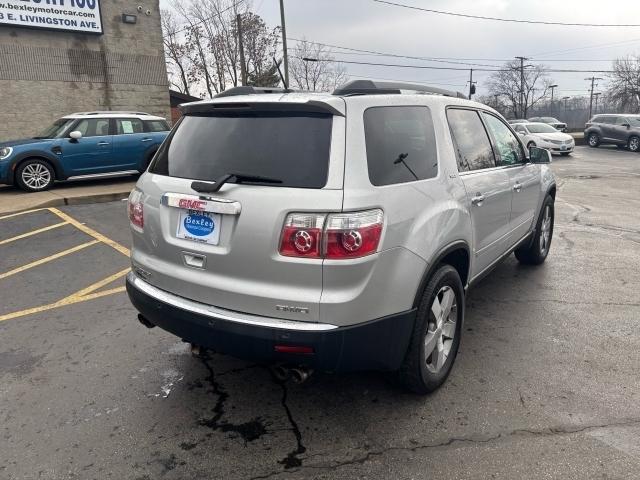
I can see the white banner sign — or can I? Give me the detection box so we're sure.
[0,0,102,34]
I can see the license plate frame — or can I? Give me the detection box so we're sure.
[176,209,222,245]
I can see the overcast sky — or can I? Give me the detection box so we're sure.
[162,0,640,97]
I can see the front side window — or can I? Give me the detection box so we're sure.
[116,118,144,135]
[364,106,438,186]
[74,118,111,137]
[482,113,526,166]
[447,108,496,172]
[35,119,75,139]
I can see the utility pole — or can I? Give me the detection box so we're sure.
[549,84,558,114]
[279,0,289,88]
[586,76,603,119]
[515,56,529,118]
[563,96,570,112]
[467,69,477,100]
[593,92,601,114]
[237,14,247,86]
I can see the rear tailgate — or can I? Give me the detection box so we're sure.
[131,101,345,323]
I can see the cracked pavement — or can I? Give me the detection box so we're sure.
[1,146,640,479]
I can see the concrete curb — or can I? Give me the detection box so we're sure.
[1,189,132,216]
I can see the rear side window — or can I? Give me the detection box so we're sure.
[363,106,438,186]
[144,120,169,132]
[150,112,333,189]
[116,118,144,134]
[447,108,496,172]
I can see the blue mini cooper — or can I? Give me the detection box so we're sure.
[0,111,170,192]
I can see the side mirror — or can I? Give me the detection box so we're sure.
[530,146,552,164]
[69,131,82,141]
[622,123,631,128]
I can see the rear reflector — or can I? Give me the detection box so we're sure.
[274,345,314,354]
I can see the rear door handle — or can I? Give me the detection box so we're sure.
[513,182,522,192]
[141,138,153,142]
[97,141,110,146]
[471,194,485,206]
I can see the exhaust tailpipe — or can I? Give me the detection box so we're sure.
[290,367,313,384]
[137,314,155,329]
[271,364,290,382]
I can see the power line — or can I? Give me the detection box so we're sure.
[171,1,245,35]
[292,56,615,74]
[285,37,502,68]
[371,0,640,27]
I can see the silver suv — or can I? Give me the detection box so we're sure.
[126,80,556,394]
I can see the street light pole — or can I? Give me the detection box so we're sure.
[279,0,289,88]
[549,84,558,114]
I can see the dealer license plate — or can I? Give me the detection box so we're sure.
[176,210,221,245]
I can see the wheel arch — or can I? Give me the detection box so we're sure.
[11,154,62,183]
[413,241,471,309]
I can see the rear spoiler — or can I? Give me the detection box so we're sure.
[180,100,344,117]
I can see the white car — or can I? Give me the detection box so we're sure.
[513,122,575,156]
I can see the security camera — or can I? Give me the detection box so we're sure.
[137,5,143,11]
[145,9,151,15]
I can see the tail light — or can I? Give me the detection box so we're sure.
[325,210,384,259]
[279,213,325,258]
[128,188,144,232]
[279,209,383,260]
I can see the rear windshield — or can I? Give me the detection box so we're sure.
[150,112,333,189]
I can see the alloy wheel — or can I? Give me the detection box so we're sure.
[629,137,640,152]
[589,134,599,147]
[425,285,457,374]
[21,163,51,190]
[539,205,552,255]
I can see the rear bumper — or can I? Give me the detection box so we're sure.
[126,272,417,372]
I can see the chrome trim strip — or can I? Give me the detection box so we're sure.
[67,170,139,180]
[162,193,242,215]
[127,272,339,331]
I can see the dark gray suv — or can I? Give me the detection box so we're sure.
[584,114,640,152]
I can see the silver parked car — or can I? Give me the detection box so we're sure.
[126,80,556,394]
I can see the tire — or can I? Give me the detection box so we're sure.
[527,141,536,149]
[398,264,464,394]
[628,136,640,153]
[15,159,55,192]
[588,133,600,148]
[515,195,554,265]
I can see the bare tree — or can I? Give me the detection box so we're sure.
[488,61,552,118]
[238,12,280,87]
[606,55,640,113]
[289,40,348,92]
[161,9,192,95]
[168,1,280,94]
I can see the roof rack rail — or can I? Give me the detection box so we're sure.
[70,111,152,116]
[332,80,467,99]
[214,86,294,98]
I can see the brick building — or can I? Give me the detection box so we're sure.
[0,0,170,141]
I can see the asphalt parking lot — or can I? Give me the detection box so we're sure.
[1,145,640,479]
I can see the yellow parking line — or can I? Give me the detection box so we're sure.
[0,208,46,221]
[0,268,130,323]
[0,286,127,323]
[0,222,69,245]
[70,268,130,298]
[0,240,99,280]
[48,208,130,257]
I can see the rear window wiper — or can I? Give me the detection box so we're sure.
[191,173,283,193]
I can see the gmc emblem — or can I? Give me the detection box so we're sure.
[179,199,206,210]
